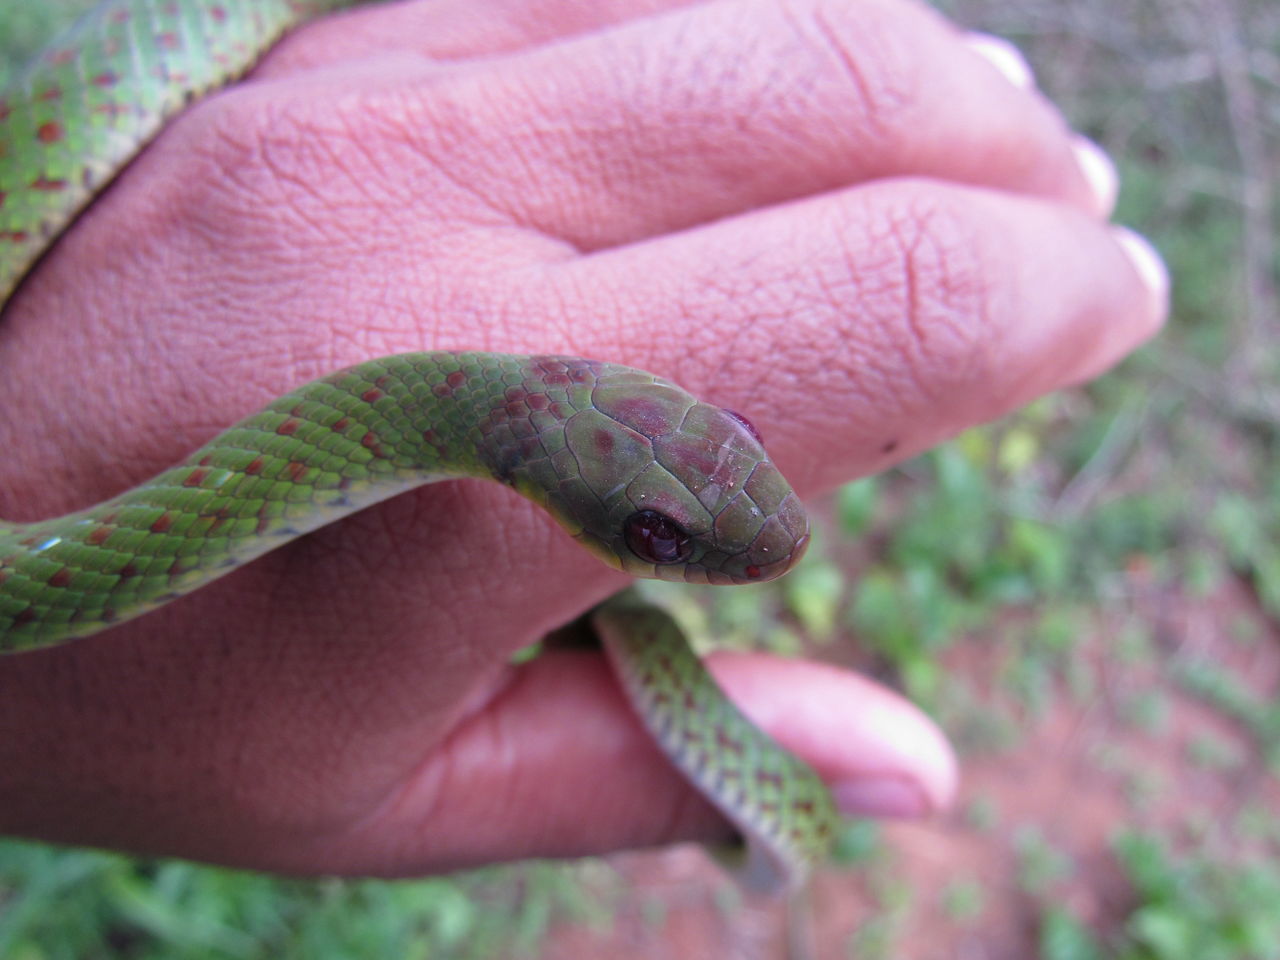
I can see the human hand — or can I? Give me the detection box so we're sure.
[0,0,1165,875]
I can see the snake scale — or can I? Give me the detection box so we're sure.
[0,0,838,891]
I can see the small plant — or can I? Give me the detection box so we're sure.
[1038,831,1280,960]
[940,878,985,923]
[1014,826,1074,896]
[1039,907,1104,960]
[964,795,1000,833]
[1173,656,1280,771]
[1112,830,1280,960]
[0,841,605,960]
[831,821,885,868]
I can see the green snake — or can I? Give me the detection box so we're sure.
[0,0,838,892]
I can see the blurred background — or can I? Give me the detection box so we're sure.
[1,0,1277,957]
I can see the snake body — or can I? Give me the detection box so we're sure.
[0,0,837,890]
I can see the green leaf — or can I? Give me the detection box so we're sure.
[836,477,880,538]
[831,820,883,866]
[1039,907,1104,960]
[1113,831,1178,903]
[997,426,1041,475]
[1129,906,1196,960]
[940,879,984,922]
[782,559,845,641]
[1009,518,1071,595]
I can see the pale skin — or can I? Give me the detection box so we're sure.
[0,0,1165,876]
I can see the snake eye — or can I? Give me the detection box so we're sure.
[624,510,692,565]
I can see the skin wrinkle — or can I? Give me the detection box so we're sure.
[391,660,575,870]
[270,483,555,669]
[648,22,811,225]
[886,195,996,415]
[697,12,821,188]
[632,226,780,387]
[413,274,509,354]
[210,79,520,274]
[583,29,683,229]
[200,76,565,384]
[201,94,416,253]
[675,220,887,451]
[895,218,927,394]
[514,264,597,354]
[195,615,439,843]
[800,189,979,431]
[490,93,611,245]
[288,0,1080,263]
[348,660,514,848]
[529,655,726,856]
[397,76,557,233]
[531,264,636,365]
[354,0,968,254]
[489,678,574,843]
[569,232,852,475]
[793,2,884,143]
[676,264,768,398]
[637,187,986,483]
[182,102,317,240]
[277,0,705,70]
[212,100,358,239]
[485,66,646,248]
[378,710,466,861]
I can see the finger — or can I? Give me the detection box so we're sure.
[542,179,1168,495]
[710,653,958,819]
[288,0,1102,252]
[260,0,703,74]
[348,650,955,876]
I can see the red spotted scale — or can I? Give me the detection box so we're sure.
[0,0,838,892]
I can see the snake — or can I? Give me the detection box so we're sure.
[0,0,838,892]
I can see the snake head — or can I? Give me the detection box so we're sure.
[498,358,809,585]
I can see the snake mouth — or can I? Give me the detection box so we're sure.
[733,528,810,584]
[774,530,811,573]
[666,529,810,586]
[719,496,811,584]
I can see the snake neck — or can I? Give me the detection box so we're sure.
[0,352,608,651]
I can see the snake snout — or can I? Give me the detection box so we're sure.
[714,487,810,585]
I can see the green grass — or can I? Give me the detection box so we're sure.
[1041,832,1280,960]
[0,841,612,960]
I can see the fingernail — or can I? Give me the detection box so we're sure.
[833,776,931,819]
[1113,226,1171,322]
[1072,136,1120,218]
[965,33,1035,89]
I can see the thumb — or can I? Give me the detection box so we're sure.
[353,649,957,875]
